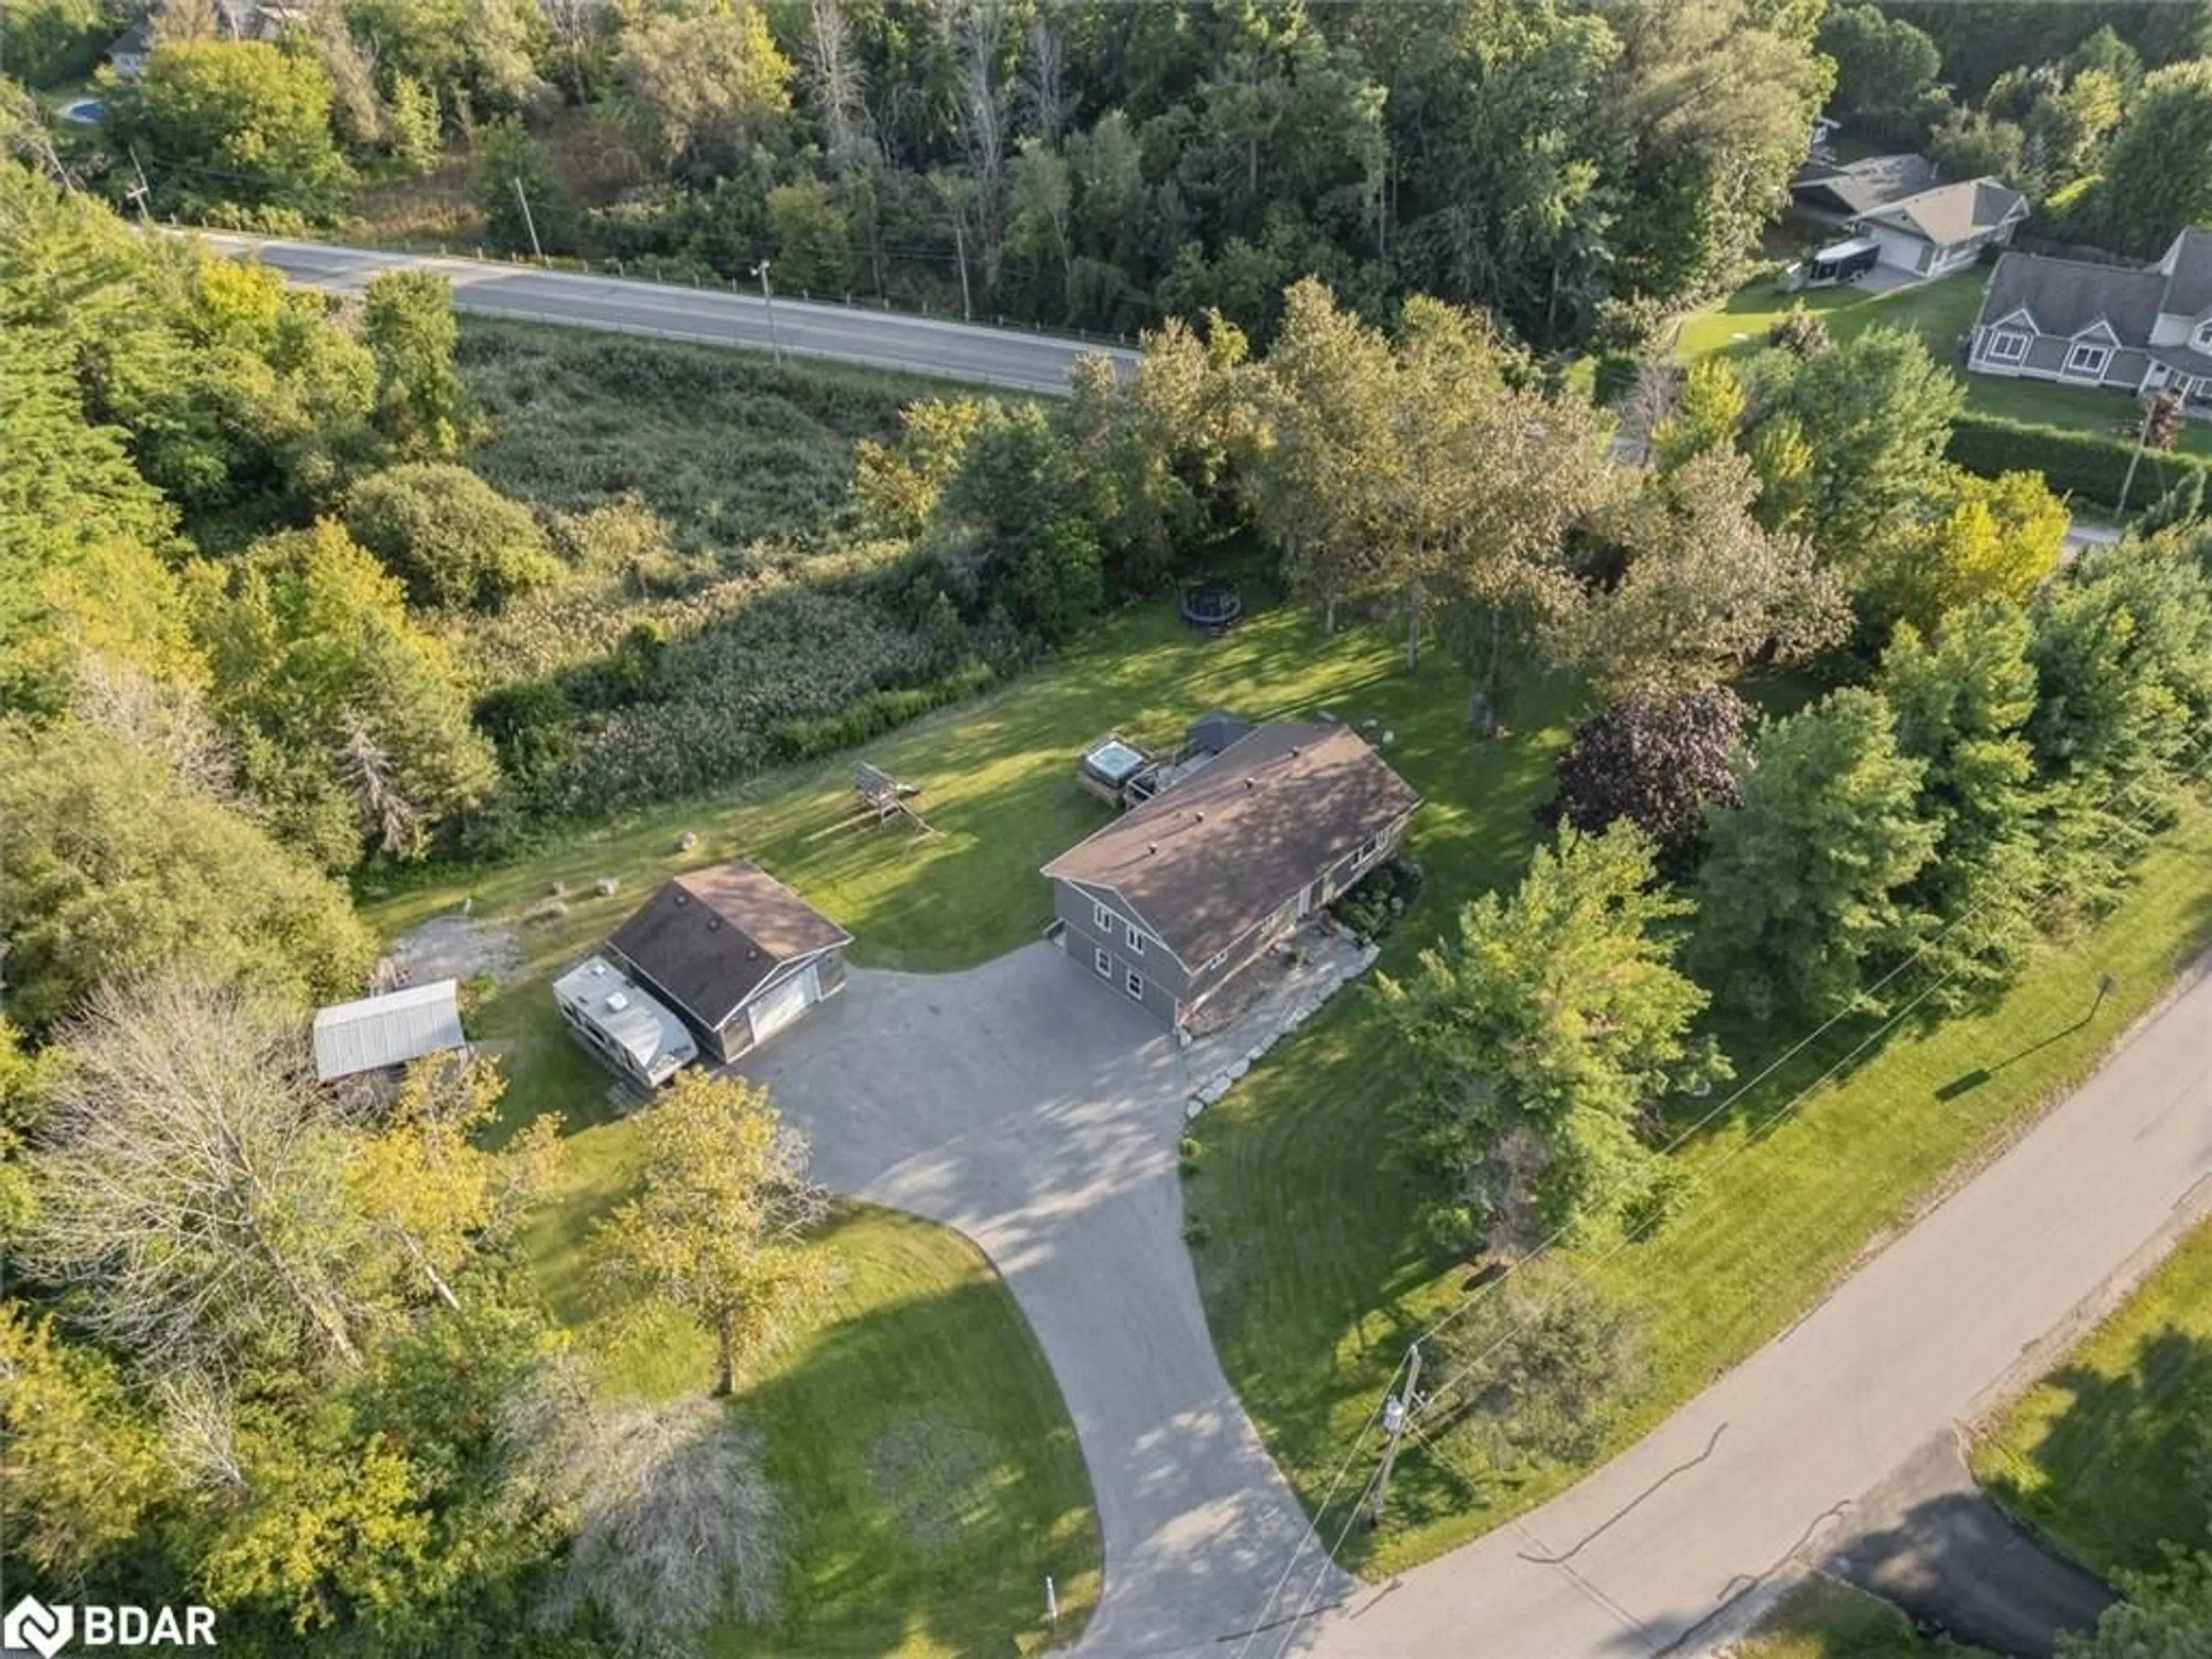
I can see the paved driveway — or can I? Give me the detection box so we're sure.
[739,944,1351,1657]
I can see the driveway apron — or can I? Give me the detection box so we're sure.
[738,943,1353,1657]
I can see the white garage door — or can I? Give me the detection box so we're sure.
[748,964,819,1047]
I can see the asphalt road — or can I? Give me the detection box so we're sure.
[1290,957,2212,1659]
[190,232,1137,395]
[1826,1433,2113,1657]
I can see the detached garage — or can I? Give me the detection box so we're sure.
[604,862,853,1065]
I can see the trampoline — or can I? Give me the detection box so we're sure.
[1181,582,1243,631]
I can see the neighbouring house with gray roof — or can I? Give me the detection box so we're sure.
[106,0,292,76]
[1788,155,2027,281]
[552,956,696,1090]
[1041,720,1419,1034]
[600,862,853,1066]
[313,980,468,1084]
[1968,229,2212,404]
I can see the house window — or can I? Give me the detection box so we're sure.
[1094,946,1112,978]
[1358,833,1383,863]
[1125,921,1145,955]
[1125,969,1145,1001]
[1093,901,1112,932]
[1984,330,2028,365]
[2066,342,2112,377]
[2193,320,2212,353]
[1205,949,1230,974]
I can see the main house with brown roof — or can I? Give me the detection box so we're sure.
[1041,721,1419,1033]
[1968,229,2212,404]
[1787,154,2027,282]
[563,861,852,1075]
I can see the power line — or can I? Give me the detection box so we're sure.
[1251,719,2212,1655]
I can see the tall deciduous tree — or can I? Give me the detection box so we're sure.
[191,518,499,864]
[1862,467,2067,638]
[1764,325,1963,605]
[593,1073,831,1397]
[0,722,376,1029]
[616,0,793,179]
[21,972,370,1372]
[105,41,349,215]
[362,270,466,459]
[1564,449,1850,696]
[1378,825,1728,1253]
[1692,688,1941,1022]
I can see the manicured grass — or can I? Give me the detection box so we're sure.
[522,1140,1101,1656]
[1969,1215,2212,1574]
[1735,1578,1987,1659]
[1674,268,2212,457]
[1190,793,2212,1574]
[1672,270,1986,366]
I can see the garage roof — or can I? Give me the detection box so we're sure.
[608,862,853,1029]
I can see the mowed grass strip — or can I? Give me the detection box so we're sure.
[523,1118,1101,1657]
[1970,1214,2212,1575]
[1193,795,2212,1575]
[1734,1577,1990,1659]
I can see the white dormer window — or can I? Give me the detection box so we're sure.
[2065,342,2112,377]
[1984,329,2028,364]
[2193,320,2212,353]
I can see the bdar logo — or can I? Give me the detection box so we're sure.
[3,1596,74,1659]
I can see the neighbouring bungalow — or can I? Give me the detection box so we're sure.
[1042,719,1419,1035]
[105,0,292,76]
[1787,153,2027,281]
[313,979,468,1086]
[1967,229,2212,409]
[552,955,696,1090]
[603,861,853,1066]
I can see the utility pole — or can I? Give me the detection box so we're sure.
[1370,1342,1421,1524]
[751,258,783,368]
[950,211,972,321]
[124,145,154,221]
[512,176,543,262]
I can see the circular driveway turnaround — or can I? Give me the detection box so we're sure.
[737,944,1354,1658]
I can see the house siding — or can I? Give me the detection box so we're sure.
[1052,882,1192,1026]
[1050,808,1414,1030]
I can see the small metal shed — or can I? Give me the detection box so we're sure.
[313,980,468,1082]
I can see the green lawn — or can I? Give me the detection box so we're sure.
[521,1140,1101,1657]
[363,594,1431,1647]
[1970,1215,2212,1575]
[1672,269,1987,366]
[1674,268,2212,459]
[1190,789,2212,1574]
[1736,1578,1988,1659]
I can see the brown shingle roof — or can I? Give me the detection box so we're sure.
[608,863,851,1028]
[1042,721,1420,966]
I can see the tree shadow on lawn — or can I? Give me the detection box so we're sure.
[700,1234,1101,1657]
[1979,1327,2212,1576]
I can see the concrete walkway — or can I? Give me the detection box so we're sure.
[1291,957,2212,1659]
[738,945,1352,1657]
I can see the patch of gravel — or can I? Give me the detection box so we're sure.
[381,912,524,987]
[862,1415,994,1552]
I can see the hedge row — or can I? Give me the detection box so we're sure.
[763,658,1000,764]
[1946,412,2212,512]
